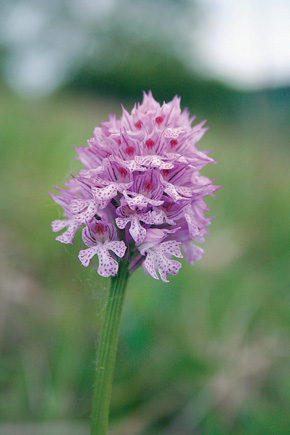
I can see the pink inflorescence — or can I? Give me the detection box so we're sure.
[50,92,219,282]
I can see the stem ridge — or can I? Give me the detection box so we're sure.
[90,261,130,435]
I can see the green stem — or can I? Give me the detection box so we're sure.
[90,260,130,435]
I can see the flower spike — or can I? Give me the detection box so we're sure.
[50,92,219,281]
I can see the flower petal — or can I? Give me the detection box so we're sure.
[129,216,146,244]
[74,201,99,224]
[97,247,119,277]
[135,155,174,170]
[55,219,79,245]
[78,246,99,267]
[50,92,218,279]
[92,184,118,207]
[115,217,130,230]
[123,191,163,209]
[143,242,182,282]
[70,199,90,214]
[158,257,181,283]
[92,182,133,209]
[144,251,159,280]
[182,242,204,264]
[184,212,200,238]
[51,219,69,232]
[160,241,183,258]
[105,240,127,258]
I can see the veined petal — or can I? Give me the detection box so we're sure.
[81,224,96,247]
[163,127,184,139]
[186,150,215,170]
[182,242,204,264]
[164,185,184,202]
[184,212,200,238]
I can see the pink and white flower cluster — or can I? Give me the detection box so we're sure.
[50,92,218,282]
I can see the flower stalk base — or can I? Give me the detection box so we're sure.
[90,260,130,435]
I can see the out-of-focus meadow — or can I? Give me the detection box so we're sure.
[1,1,290,434]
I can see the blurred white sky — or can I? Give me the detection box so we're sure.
[195,0,290,89]
[1,0,290,96]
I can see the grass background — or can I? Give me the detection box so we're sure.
[0,87,290,434]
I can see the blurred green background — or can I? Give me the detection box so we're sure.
[1,1,290,434]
